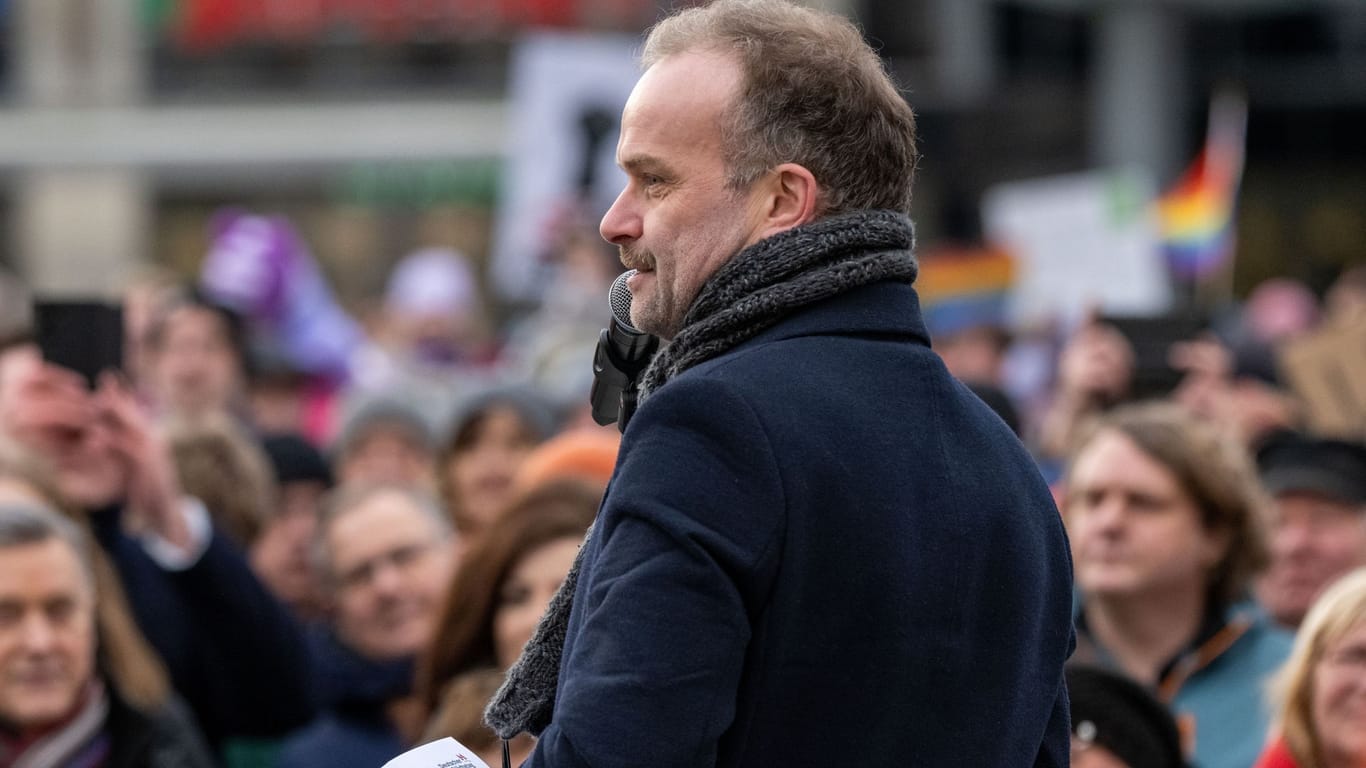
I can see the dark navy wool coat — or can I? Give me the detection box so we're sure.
[528,280,1074,767]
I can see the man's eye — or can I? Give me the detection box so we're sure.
[499,585,532,608]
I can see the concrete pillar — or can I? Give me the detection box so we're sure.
[11,0,149,298]
[1091,3,1186,182]
[931,0,993,107]
[16,171,151,298]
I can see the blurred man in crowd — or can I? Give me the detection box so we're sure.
[0,501,217,767]
[1065,402,1290,768]
[277,484,456,768]
[1255,432,1366,628]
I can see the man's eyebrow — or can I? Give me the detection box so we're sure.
[620,155,672,175]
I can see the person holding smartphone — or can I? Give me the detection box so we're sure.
[0,322,317,756]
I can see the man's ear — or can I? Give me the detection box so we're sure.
[754,163,819,239]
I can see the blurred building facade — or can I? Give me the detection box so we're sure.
[0,0,1361,306]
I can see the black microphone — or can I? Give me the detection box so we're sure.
[590,270,659,430]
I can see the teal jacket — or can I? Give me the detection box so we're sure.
[1073,601,1292,768]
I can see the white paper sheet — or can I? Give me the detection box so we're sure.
[382,737,492,768]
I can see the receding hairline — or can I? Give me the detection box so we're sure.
[0,535,91,585]
[0,503,96,593]
[313,483,453,582]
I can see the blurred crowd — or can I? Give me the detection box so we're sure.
[0,209,1362,768]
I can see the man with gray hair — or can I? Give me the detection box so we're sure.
[0,502,215,766]
[277,484,457,768]
[486,1,1074,766]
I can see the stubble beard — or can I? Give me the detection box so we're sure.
[619,244,679,340]
[620,194,755,340]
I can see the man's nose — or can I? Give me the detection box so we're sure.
[1089,497,1128,533]
[368,558,405,595]
[18,614,57,653]
[600,187,641,246]
[1272,520,1315,557]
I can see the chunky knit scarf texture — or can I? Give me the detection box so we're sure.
[485,209,918,741]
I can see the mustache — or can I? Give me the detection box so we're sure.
[618,244,655,271]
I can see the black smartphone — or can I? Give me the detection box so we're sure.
[32,300,124,389]
[1098,312,1208,401]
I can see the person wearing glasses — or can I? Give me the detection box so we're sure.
[277,484,457,768]
[1256,568,1366,768]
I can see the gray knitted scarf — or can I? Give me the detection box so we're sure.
[484,209,918,741]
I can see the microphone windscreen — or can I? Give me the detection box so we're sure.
[609,270,640,331]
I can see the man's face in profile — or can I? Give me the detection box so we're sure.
[599,51,768,340]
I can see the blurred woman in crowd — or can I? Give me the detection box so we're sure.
[142,288,251,424]
[165,412,275,549]
[1256,568,1366,768]
[332,396,436,490]
[1036,318,1135,464]
[251,432,335,624]
[436,388,556,540]
[414,478,599,763]
[1064,401,1291,768]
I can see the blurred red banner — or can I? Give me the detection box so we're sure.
[167,0,653,52]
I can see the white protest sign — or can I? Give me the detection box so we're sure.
[982,167,1172,327]
[491,31,640,301]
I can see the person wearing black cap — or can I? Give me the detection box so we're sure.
[1255,432,1366,629]
[251,432,336,623]
[1067,665,1187,768]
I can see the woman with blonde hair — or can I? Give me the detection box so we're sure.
[1255,568,1366,768]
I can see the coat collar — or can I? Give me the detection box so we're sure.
[731,279,931,351]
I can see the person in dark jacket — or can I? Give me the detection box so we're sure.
[0,501,215,768]
[1066,665,1187,768]
[276,484,457,768]
[0,345,316,751]
[483,2,1075,765]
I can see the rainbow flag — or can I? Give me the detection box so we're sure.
[916,246,1016,336]
[1157,92,1247,280]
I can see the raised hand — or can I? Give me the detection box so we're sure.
[95,371,191,551]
